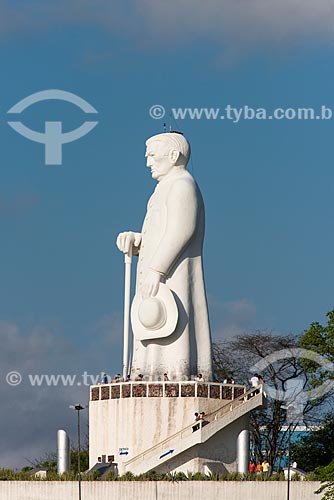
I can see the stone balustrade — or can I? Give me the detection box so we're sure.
[90,381,246,402]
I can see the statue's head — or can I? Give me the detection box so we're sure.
[145,132,191,181]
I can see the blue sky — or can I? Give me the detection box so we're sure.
[0,0,334,468]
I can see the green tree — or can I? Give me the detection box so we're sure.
[213,331,326,471]
[291,414,334,472]
[70,447,89,474]
[298,310,334,428]
[313,460,334,481]
[316,480,334,500]
[299,310,334,383]
[26,452,57,472]
[27,446,89,474]
[300,310,334,354]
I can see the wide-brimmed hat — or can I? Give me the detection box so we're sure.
[131,284,178,341]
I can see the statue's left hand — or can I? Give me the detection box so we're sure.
[141,269,161,299]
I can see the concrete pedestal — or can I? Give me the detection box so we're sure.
[89,382,249,475]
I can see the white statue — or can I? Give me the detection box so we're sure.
[116,132,213,381]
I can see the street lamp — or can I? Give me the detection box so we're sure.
[286,422,292,500]
[282,400,299,500]
[70,404,86,500]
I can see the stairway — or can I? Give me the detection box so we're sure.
[122,385,266,475]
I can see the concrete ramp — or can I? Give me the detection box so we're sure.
[123,386,265,475]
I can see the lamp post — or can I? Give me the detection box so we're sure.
[286,422,292,500]
[70,404,86,500]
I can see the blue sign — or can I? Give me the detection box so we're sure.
[159,449,174,459]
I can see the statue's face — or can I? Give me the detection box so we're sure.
[145,140,174,181]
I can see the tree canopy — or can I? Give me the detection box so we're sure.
[291,414,334,472]
[213,330,327,470]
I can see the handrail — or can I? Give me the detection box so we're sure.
[92,381,245,389]
[124,384,263,468]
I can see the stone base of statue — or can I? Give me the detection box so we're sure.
[89,381,265,476]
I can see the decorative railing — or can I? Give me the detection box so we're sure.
[90,381,246,402]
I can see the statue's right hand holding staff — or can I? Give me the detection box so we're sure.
[116,231,142,254]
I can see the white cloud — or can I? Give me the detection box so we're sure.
[133,0,334,48]
[0,315,123,469]
[1,0,334,57]
[208,296,257,339]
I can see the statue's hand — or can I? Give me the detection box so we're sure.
[116,231,141,254]
[141,269,161,299]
